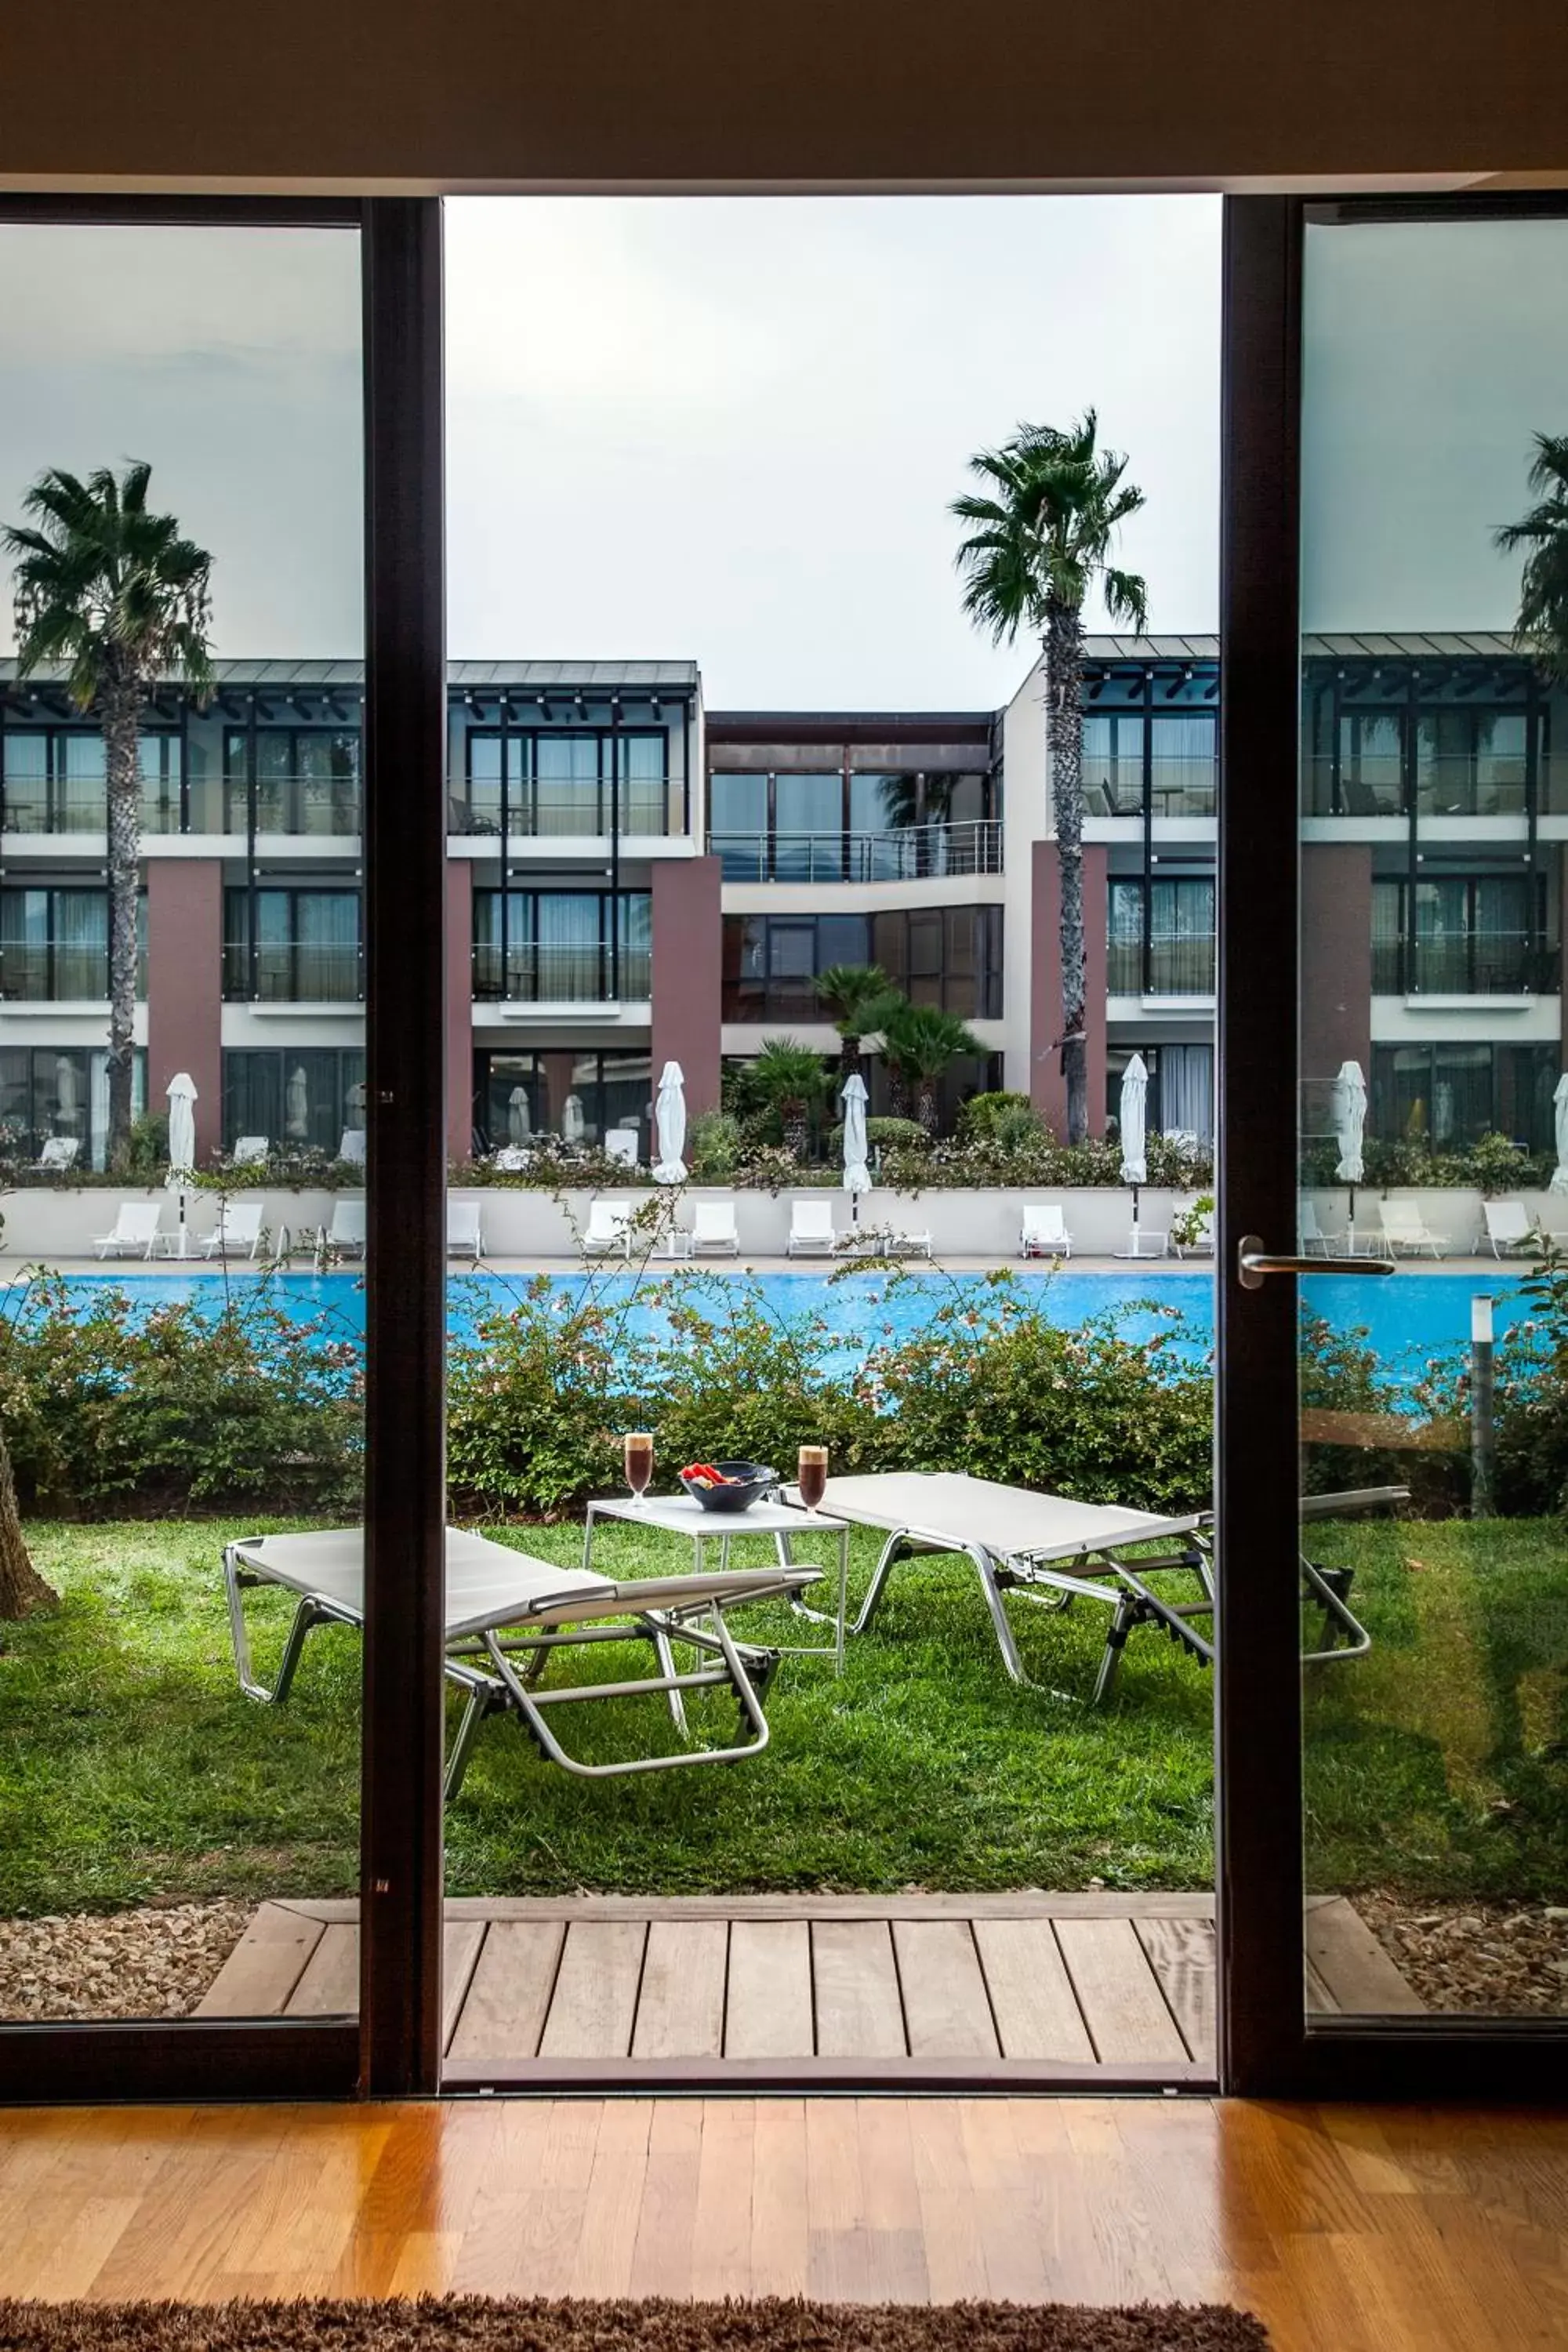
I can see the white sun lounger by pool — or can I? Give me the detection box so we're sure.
[582,1200,633,1258]
[1019,1203,1074,1259]
[201,1200,265,1261]
[691,1198,741,1256]
[223,1525,822,1795]
[323,1197,366,1261]
[93,1201,163,1260]
[34,1135,80,1174]
[1482,1200,1536,1258]
[780,1471,1388,1702]
[447,1200,483,1259]
[786,1198,837,1256]
[1377,1200,1446,1258]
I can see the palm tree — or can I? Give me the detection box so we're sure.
[4,463,213,1170]
[1496,434,1568,679]
[880,1002,982,1135]
[952,412,1147,1142]
[751,1037,829,1157]
[815,963,892,1080]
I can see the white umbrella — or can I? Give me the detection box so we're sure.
[561,1093,586,1146]
[507,1086,532,1147]
[1334,1058,1367,1229]
[346,1078,367,1133]
[840,1071,872,1216]
[285,1064,310,1142]
[165,1072,198,1260]
[54,1054,82,1133]
[1552,1074,1568,1196]
[652,1060,688,1184]
[1120,1054,1149,1231]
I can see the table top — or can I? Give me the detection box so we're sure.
[588,1492,848,1536]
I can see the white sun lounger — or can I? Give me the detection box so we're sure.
[781,1471,1388,1701]
[1020,1203,1073,1259]
[1377,1200,1446,1258]
[34,1135,80,1174]
[93,1200,163,1260]
[232,1135,269,1167]
[1482,1200,1535,1258]
[223,1525,823,1796]
[583,1200,633,1258]
[201,1200,265,1261]
[786,1198,837,1256]
[691,1198,741,1256]
[447,1200,483,1259]
[322,1197,366,1261]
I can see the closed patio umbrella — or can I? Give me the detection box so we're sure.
[285,1063,310,1142]
[652,1060,688,1184]
[1334,1059,1367,1230]
[1552,1073,1568,1196]
[507,1086,532,1147]
[562,1092,586,1146]
[165,1072,198,1259]
[1120,1053,1149,1229]
[840,1072,871,1219]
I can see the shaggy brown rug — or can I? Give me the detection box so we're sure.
[0,2298,1268,2350]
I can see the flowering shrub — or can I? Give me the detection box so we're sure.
[1490,1243,1568,1512]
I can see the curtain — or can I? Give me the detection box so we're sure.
[534,735,602,835]
[537,893,601,998]
[56,890,108,999]
[1159,1044,1214,1146]
[296,891,360,1000]
[618,732,666,833]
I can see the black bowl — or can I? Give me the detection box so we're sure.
[679,1460,777,1514]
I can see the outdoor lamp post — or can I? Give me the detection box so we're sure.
[1471,1292,1496,1519]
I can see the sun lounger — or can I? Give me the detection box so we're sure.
[223,1525,822,1795]
[786,1198,837,1256]
[582,1200,633,1258]
[1300,1201,1340,1257]
[34,1136,80,1174]
[201,1200,265,1261]
[93,1200,163,1260]
[780,1470,1392,1702]
[1020,1203,1074,1259]
[1377,1200,1446,1258]
[447,1201,483,1259]
[232,1135,269,1167]
[604,1127,640,1168]
[1482,1200,1536,1258]
[322,1197,366,1261]
[338,1128,367,1168]
[691,1197,741,1256]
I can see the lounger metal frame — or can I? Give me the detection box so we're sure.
[223,1538,815,1797]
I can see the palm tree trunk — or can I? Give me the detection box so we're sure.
[884,1061,909,1120]
[839,1033,858,1082]
[1046,599,1089,1144]
[916,1076,938,1135]
[0,1423,53,1618]
[103,684,142,1174]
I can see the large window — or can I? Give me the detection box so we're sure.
[474,1047,652,1153]
[223,887,363,1001]
[0,886,144,1000]
[709,763,1000,880]
[0,1044,147,1168]
[1416,708,1527,817]
[1371,1040,1558,1152]
[0,727,182,834]
[1107,875,1216,996]
[1082,713,1145,815]
[1371,870,1556,996]
[226,726,361,837]
[459,728,670,838]
[723,908,1000,1021]
[473,887,651,1000]
[221,1045,366,1156]
[1105,1041,1214,1145]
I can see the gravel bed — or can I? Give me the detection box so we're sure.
[1356,1892,1568,2015]
[0,1900,252,2020]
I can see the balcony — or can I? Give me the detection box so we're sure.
[1107,935,1217,997]
[0,944,151,1001]
[448,778,684,840]
[472,942,652,1003]
[223,942,364,1004]
[713,819,1002,885]
[1372,934,1560,997]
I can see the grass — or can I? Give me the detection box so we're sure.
[0,1512,1563,1916]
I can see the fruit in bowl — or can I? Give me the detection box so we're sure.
[678,1459,778,1514]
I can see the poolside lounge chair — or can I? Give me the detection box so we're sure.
[201,1200,265,1261]
[1483,1200,1536,1258]
[786,1198,837,1257]
[1020,1203,1073,1260]
[582,1200,633,1258]
[1377,1199,1446,1258]
[1300,1201,1339,1257]
[232,1134,269,1167]
[691,1198,741,1256]
[448,1201,483,1260]
[223,1525,823,1795]
[604,1127,640,1168]
[776,1470,1392,1702]
[93,1200,163,1260]
[33,1136,79,1174]
[338,1128,367,1168]
[323,1197,366,1260]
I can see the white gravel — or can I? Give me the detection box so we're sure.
[0,1900,251,2020]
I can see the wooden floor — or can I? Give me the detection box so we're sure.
[198,1893,1418,2086]
[0,2095,1563,2350]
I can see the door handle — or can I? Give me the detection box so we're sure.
[1237,1234,1395,1290]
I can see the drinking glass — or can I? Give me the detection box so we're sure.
[797,1443,828,1512]
[624,1429,654,1502]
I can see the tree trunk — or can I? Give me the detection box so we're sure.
[1046,600,1089,1143]
[838,1033,859,1082]
[885,1062,909,1120]
[0,1421,53,1619]
[103,681,143,1174]
[916,1077,938,1135]
[783,1103,809,1158]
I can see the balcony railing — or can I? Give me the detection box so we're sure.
[448,779,681,839]
[248,776,361,837]
[1372,934,1559,996]
[713,818,1003,885]
[2,775,362,837]
[1107,935,1218,996]
[223,942,365,1003]
[0,943,150,1000]
[472,942,652,1002]
[1083,760,1216,819]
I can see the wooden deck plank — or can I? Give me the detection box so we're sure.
[724,1922,814,2060]
[446,1922,564,2065]
[811,1921,906,2059]
[1308,1896,1426,2014]
[1053,1917,1188,2064]
[1133,1915,1217,2062]
[631,1921,728,2060]
[972,1918,1094,2063]
[194,1903,324,2019]
[287,1923,359,2016]
[428,1890,1219,1922]
[891,1921,999,2059]
[537,1920,648,2059]
[441,1922,487,2055]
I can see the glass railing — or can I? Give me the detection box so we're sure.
[1083,761,1144,818]
[448,778,683,838]
[0,943,149,1000]
[223,942,364,1002]
[472,942,652,1001]
[1372,935,1559,995]
[1415,764,1528,817]
[1107,935,1218,995]
[1149,757,1217,817]
[1303,759,1405,816]
[712,819,1003,884]
[2,780,186,834]
[252,776,362,837]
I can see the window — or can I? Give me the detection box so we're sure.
[221,1046,366,1156]
[1416,709,1527,817]
[1149,713,1215,815]
[772,771,842,880]
[0,887,146,1000]
[1370,872,1555,995]
[1371,1041,1558,1152]
[1106,875,1215,995]
[223,887,362,1001]
[1105,1042,1214,1146]
[460,727,672,839]
[1338,707,1405,815]
[230,728,361,837]
[1082,713,1144,815]
[472,889,651,1000]
[0,1044,146,1169]
[1,727,181,833]
[473,1048,652,1152]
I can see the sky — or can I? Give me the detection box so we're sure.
[0,199,1221,710]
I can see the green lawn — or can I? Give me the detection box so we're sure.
[0,1513,1563,1916]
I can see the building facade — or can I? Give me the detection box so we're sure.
[2,634,1562,1167]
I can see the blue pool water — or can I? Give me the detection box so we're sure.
[11,1262,1541,1388]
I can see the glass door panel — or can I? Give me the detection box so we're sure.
[1298,205,1568,2025]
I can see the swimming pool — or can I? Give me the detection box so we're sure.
[15,1261,1535,1386]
